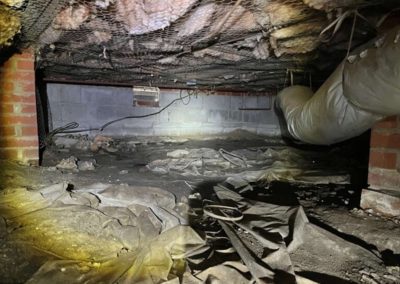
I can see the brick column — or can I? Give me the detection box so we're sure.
[368,116,400,190]
[0,50,39,164]
[361,116,400,216]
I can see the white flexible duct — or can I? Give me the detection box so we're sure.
[277,26,400,145]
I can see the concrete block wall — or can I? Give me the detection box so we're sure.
[0,50,39,164]
[47,84,281,137]
[367,116,400,192]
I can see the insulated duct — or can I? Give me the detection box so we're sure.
[277,26,400,145]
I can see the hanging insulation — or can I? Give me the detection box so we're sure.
[0,5,21,47]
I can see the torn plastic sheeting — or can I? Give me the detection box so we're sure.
[277,26,400,145]
[194,182,309,283]
[27,226,206,284]
[150,147,350,184]
[0,183,206,283]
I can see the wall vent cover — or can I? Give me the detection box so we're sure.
[133,86,160,107]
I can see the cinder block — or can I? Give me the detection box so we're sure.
[81,86,114,105]
[208,110,229,123]
[121,126,155,136]
[230,95,243,110]
[257,96,271,108]
[112,87,134,105]
[153,125,182,136]
[243,96,258,109]
[61,103,88,124]
[360,188,400,217]
[46,84,62,103]
[48,103,63,122]
[204,95,230,110]
[243,111,261,123]
[257,125,281,136]
[123,119,155,129]
[169,109,208,123]
[159,92,179,106]
[229,110,242,122]
[59,84,82,104]
[175,93,203,109]
[96,106,117,122]
[258,110,278,124]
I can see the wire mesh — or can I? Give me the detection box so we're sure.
[4,0,393,90]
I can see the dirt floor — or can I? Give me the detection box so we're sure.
[0,133,399,283]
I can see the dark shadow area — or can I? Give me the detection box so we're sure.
[297,271,357,284]
[35,70,49,165]
[308,215,382,257]
[381,249,400,266]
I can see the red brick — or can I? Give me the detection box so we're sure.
[21,126,38,136]
[374,116,398,129]
[4,71,35,82]
[369,150,397,169]
[368,171,400,189]
[2,115,37,126]
[16,104,37,114]
[0,82,14,92]
[16,60,34,70]
[1,60,15,70]
[0,104,15,113]
[17,52,34,60]
[23,148,39,160]
[21,82,35,93]
[0,126,16,136]
[371,132,400,149]
[0,148,19,160]
[12,139,39,148]
[0,138,38,147]
[2,94,36,104]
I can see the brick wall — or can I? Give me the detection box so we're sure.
[368,116,400,192]
[0,50,39,164]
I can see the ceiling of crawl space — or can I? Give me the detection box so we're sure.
[1,0,399,91]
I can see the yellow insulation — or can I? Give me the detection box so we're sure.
[0,5,21,46]
[0,0,24,7]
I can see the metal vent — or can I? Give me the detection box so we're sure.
[133,86,160,107]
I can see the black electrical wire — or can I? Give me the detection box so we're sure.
[51,91,193,135]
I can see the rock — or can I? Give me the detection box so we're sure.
[56,156,78,170]
[360,274,379,284]
[119,170,129,175]
[53,136,78,148]
[167,149,189,158]
[90,142,100,152]
[78,160,96,171]
[46,166,57,172]
[361,188,400,217]
[163,138,189,144]
[74,140,91,151]
[91,135,114,152]
[94,135,113,144]
[104,146,118,153]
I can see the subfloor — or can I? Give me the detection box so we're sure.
[0,133,399,283]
